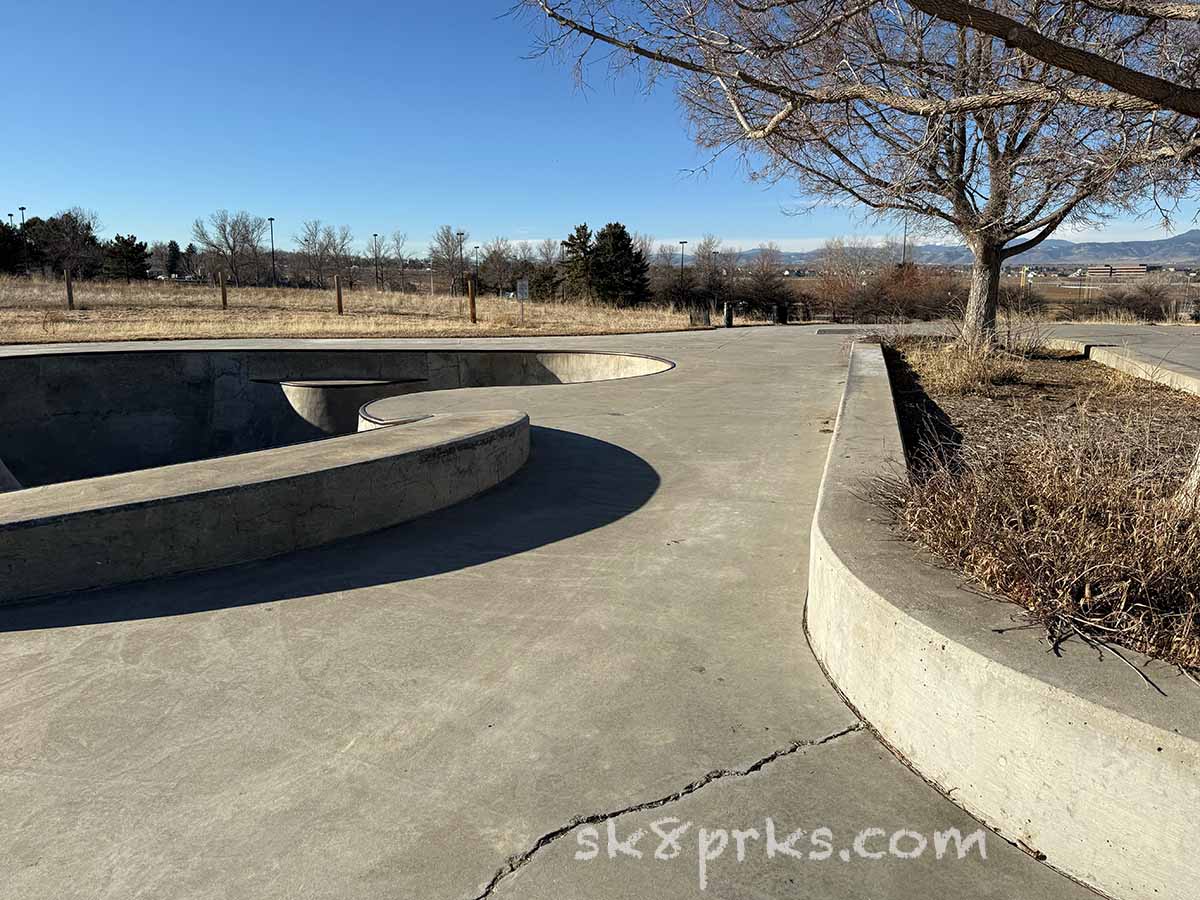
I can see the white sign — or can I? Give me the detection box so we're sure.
[516,278,529,300]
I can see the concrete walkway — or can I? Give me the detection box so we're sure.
[1,328,1092,899]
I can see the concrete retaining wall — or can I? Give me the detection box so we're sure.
[0,411,529,604]
[806,343,1200,900]
[0,348,671,486]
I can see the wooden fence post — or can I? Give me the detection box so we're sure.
[335,274,343,315]
[468,275,477,324]
[65,267,74,310]
[219,272,227,309]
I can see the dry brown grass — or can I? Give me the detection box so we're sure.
[0,276,702,342]
[877,339,1200,671]
[897,339,1027,396]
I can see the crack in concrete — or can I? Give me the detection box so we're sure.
[468,722,865,900]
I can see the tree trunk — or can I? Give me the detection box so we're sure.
[1175,441,1200,512]
[959,243,1003,347]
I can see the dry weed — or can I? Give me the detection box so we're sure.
[0,276,701,342]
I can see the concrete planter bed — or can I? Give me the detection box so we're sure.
[805,343,1200,900]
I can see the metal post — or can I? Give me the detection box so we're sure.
[335,274,343,315]
[17,207,26,273]
[219,271,227,309]
[373,233,381,292]
[268,217,277,287]
[65,267,74,310]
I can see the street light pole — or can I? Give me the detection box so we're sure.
[373,233,381,291]
[17,207,26,274]
[474,245,479,277]
[267,217,277,287]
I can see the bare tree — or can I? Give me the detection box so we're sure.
[431,225,469,294]
[535,237,561,269]
[36,207,103,277]
[192,210,267,287]
[745,243,790,314]
[692,234,727,313]
[391,231,408,291]
[364,233,391,291]
[295,220,332,287]
[527,0,1200,344]
[481,237,515,295]
[328,225,355,289]
[899,0,1200,117]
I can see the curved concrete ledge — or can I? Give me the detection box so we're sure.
[0,346,673,486]
[806,343,1200,900]
[0,410,529,605]
[1047,337,1200,396]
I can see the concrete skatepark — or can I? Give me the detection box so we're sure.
[1,325,1195,899]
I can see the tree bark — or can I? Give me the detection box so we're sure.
[959,243,1003,346]
[1175,441,1200,511]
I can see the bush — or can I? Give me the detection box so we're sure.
[876,418,1200,668]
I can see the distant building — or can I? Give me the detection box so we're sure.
[1086,264,1160,278]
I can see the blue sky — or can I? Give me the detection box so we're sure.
[3,1,1189,254]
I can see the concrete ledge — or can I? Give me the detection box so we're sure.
[806,343,1200,900]
[0,411,529,604]
[0,346,673,486]
[1047,337,1200,396]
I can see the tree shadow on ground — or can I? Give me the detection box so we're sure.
[0,426,659,631]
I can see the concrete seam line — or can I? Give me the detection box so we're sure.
[466,723,864,900]
[797,589,1120,900]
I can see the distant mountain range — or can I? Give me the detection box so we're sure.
[736,229,1200,267]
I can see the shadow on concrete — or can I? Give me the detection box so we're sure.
[0,426,659,631]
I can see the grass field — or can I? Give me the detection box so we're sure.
[0,277,703,343]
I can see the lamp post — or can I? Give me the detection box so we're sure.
[373,233,381,291]
[473,245,479,277]
[6,214,11,227]
[17,207,26,274]
[267,217,277,287]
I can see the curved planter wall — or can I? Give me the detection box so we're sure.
[806,343,1200,900]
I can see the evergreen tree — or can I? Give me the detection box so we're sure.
[104,234,151,282]
[166,240,182,277]
[560,223,593,301]
[0,223,22,275]
[590,222,651,307]
[182,243,199,277]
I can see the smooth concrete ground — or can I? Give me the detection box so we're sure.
[1,328,1095,900]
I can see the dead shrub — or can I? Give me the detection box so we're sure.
[898,337,1028,396]
[876,411,1200,669]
